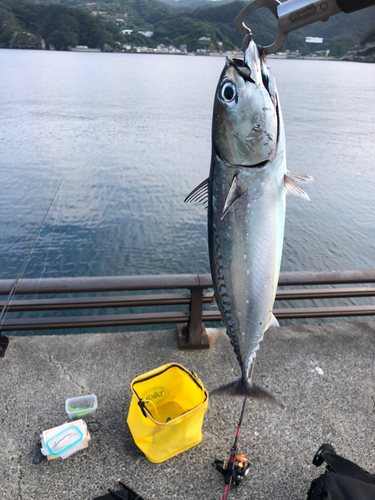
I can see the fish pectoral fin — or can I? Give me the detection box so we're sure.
[286,170,315,184]
[284,174,311,201]
[221,174,246,219]
[266,314,279,329]
[184,178,209,208]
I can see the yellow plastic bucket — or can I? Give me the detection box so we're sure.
[127,363,208,463]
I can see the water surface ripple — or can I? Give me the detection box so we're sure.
[0,50,374,331]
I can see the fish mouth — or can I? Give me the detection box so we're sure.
[227,56,250,72]
[214,146,270,169]
[227,57,257,84]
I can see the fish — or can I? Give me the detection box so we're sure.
[52,432,73,451]
[185,39,313,407]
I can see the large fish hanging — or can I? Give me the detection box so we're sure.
[185,38,313,406]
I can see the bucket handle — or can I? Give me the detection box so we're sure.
[144,399,163,421]
[137,399,148,418]
[136,367,207,421]
[191,372,208,404]
[137,399,170,429]
[138,398,165,425]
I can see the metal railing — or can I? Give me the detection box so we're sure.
[1,270,375,355]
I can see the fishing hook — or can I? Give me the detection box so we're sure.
[234,0,281,54]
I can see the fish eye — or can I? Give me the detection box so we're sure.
[220,81,237,103]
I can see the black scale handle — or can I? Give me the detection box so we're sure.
[337,0,375,13]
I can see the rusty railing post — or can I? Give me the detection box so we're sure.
[177,279,210,349]
[0,335,9,358]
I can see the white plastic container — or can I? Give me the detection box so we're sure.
[65,394,97,419]
[40,420,91,460]
[46,425,83,456]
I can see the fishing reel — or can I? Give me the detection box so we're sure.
[215,454,251,488]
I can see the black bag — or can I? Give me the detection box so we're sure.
[307,444,375,500]
[93,481,144,500]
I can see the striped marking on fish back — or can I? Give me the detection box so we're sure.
[214,230,244,371]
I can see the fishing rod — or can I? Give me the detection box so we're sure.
[0,178,64,330]
[215,397,249,500]
[215,366,254,500]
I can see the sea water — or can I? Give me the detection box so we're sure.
[1,50,374,332]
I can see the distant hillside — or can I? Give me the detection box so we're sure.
[342,28,375,62]
[28,0,234,8]
[1,0,375,55]
[188,1,375,55]
[0,0,123,49]
[28,0,175,32]
[159,0,233,9]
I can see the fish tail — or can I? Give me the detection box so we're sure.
[210,378,284,409]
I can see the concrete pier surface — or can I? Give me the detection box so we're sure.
[1,321,374,500]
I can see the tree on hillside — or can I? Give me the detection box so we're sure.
[0,0,120,48]
[0,7,22,45]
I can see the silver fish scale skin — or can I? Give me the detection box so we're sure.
[208,152,286,380]
[208,52,287,382]
[213,227,244,372]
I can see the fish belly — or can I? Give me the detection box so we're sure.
[208,159,285,378]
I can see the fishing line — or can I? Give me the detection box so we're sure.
[36,179,64,292]
[219,363,254,500]
[0,178,64,331]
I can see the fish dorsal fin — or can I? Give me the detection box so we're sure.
[286,170,315,184]
[266,314,279,329]
[284,174,310,201]
[221,174,246,219]
[184,178,209,208]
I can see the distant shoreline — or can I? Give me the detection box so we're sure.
[68,49,338,61]
[0,47,357,62]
